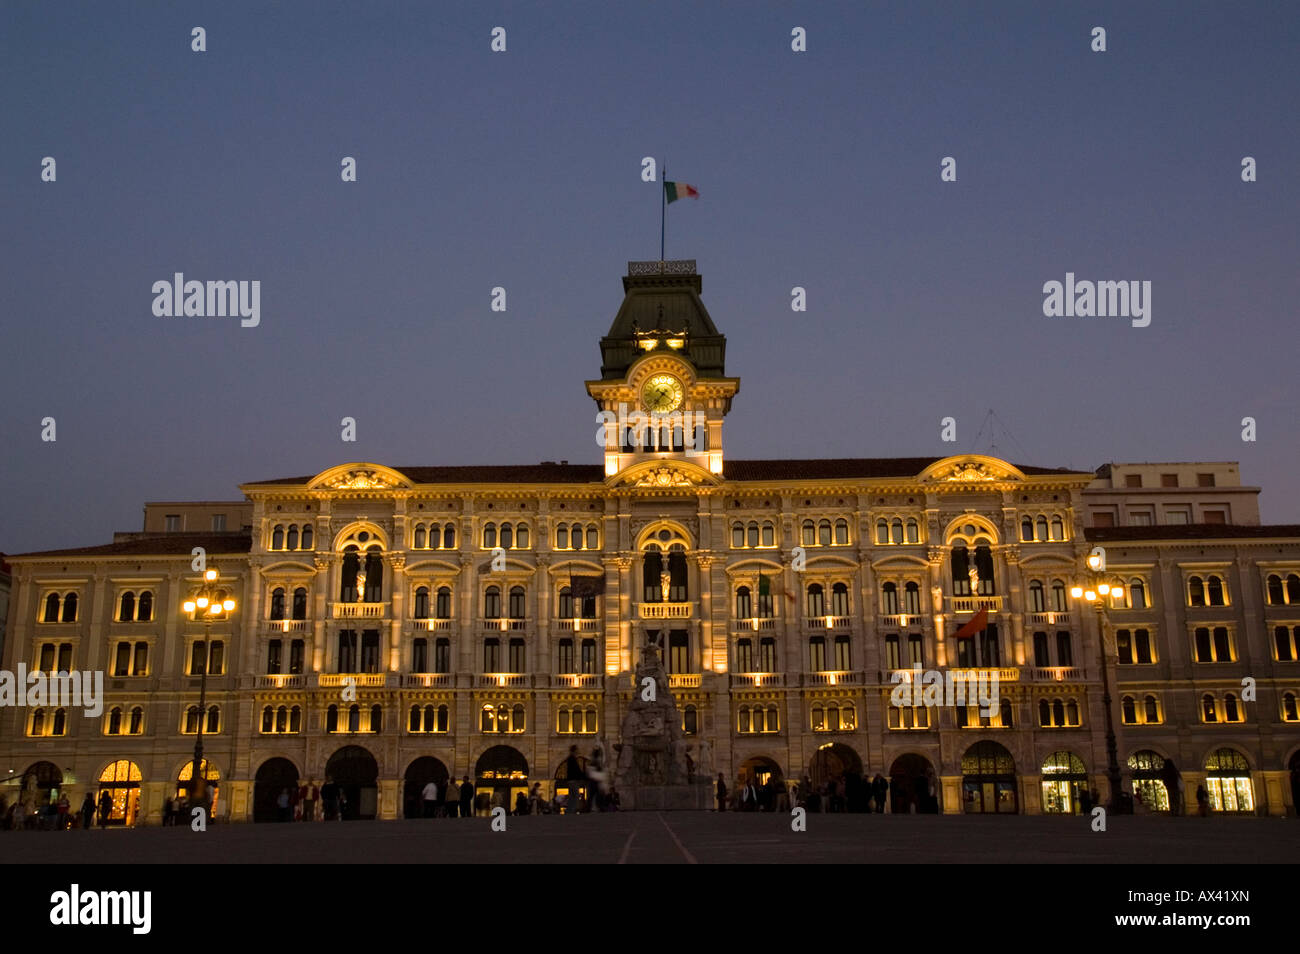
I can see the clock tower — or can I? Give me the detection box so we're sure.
[586,260,740,480]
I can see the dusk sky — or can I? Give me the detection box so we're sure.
[3,1,1297,555]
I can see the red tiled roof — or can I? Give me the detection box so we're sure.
[13,533,253,560]
[1086,524,1300,542]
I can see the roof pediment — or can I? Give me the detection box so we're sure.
[306,463,412,492]
[609,459,720,490]
[917,455,1026,485]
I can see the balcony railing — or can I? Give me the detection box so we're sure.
[639,602,692,620]
[475,673,529,688]
[948,666,1019,683]
[1025,611,1068,626]
[332,602,389,619]
[401,673,454,688]
[1029,666,1083,682]
[555,618,601,632]
[317,672,388,687]
[805,616,853,630]
[951,596,1003,614]
[256,674,306,689]
[266,619,311,632]
[730,673,785,688]
[878,614,922,629]
[414,618,455,631]
[668,673,701,689]
[732,617,779,631]
[481,618,528,632]
[553,673,603,689]
[804,670,862,685]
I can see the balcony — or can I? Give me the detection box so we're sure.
[475,673,529,688]
[317,672,387,688]
[1024,612,1068,626]
[731,617,779,632]
[1029,666,1084,682]
[481,618,528,632]
[950,596,1003,614]
[256,674,306,689]
[332,601,389,619]
[805,616,853,630]
[266,619,312,632]
[668,673,702,689]
[730,673,785,688]
[639,602,692,620]
[401,673,454,688]
[877,614,922,629]
[413,618,455,631]
[804,670,862,686]
[553,673,603,689]
[948,667,1019,683]
[555,618,601,632]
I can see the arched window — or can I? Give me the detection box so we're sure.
[340,547,360,602]
[802,521,816,546]
[483,523,497,548]
[443,524,456,549]
[558,586,574,619]
[500,523,513,549]
[414,525,426,549]
[1129,579,1146,609]
[890,518,903,545]
[276,706,288,733]
[206,706,219,733]
[1283,692,1298,722]
[272,525,285,549]
[52,708,67,735]
[1051,580,1067,613]
[881,582,899,615]
[1052,699,1065,726]
[1036,516,1048,541]
[1050,516,1064,540]
[43,592,60,622]
[1121,696,1136,724]
[292,587,308,620]
[1223,693,1240,722]
[904,582,920,615]
[119,591,136,622]
[348,704,361,732]
[129,706,143,734]
[269,588,286,621]
[107,707,122,735]
[288,707,301,733]
[876,519,889,545]
[1207,575,1225,606]
[761,522,775,547]
[262,706,274,733]
[301,525,312,549]
[1202,694,1218,722]
[516,524,529,548]
[951,544,970,595]
[819,520,832,546]
[906,518,919,544]
[1288,574,1300,603]
[408,705,421,732]
[1021,517,1033,542]
[831,582,849,616]
[30,709,44,736]
[436,587,451,619]
[559,524,571,549]
[1144,695,1160,723]
[1188,576,1205,606]
[736,586,751,619]
[137,591,153,621]
[326,705,339,733]
[1029,581,1046,613]
[572,524,585,550]
[834,519,849,545]
[61,593,77,622]
[1066,699,1079,725]
[370,704,383,733]
[586,526,598,549]
[413,586,429,619]
[999,699,1013,728]
[748,522,760,548]
[806,583,825,617]
[484,586,501,619]
[508,586,526,619]
[185,705,201,733]
[287,525,298,550]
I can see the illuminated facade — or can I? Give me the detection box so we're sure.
[3,261,1299,822]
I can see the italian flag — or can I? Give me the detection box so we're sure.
[664,180,699,203]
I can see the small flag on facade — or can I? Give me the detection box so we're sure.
[952,607,989,641]
[664,180,699,203]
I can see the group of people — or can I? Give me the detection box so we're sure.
[716,771,937,814]
[270,777,356,821]
[1,790,118,830]
[414,774,480,818]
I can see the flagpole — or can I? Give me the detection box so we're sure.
[660,161,666,262]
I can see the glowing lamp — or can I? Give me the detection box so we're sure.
[205,569,219,582]
[1084,590,1097,602]
[1098,583,1110,596]
[1087,554,1102,571]
[196,596,209,609]
[222,599,236,611]
[1070,586,1083,599]
[183,601,196,613]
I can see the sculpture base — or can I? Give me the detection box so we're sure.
[617,782,713,811]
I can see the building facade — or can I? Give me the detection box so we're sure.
[3,261,1299,823]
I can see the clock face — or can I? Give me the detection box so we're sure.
[641,374,684,413]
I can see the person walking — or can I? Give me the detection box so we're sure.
[421,778,439,818]
[320,776,339,821]
[715,773,727,812]
[1196,784,1209,816]
[80,793,95,831]
[302,779,318,822]
[97,790,113,828]
[276,788,292,822]
[445,776,460,818]
[56,794,70,830]
[459,776,474,818]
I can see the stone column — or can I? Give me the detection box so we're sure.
[387,553,406,672]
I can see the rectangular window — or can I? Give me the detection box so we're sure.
[1124,474,1143,489]
[1092,511,1115,528]
[434,638,450,673]
[115,642,132,677]
[412,638,427,673]
[508,638,525,673]
[809,637,827,672]
[483,638,500,673]
[1116,629,1133,665]
[1203,510,1226,524]
[581,639,597,674]
[1161,473,1178,488]
[736,638,753,673]
[1165,508,1190,525]
[267,639,282,675]
[907,633,923,668]
[164,514,181,532]
[1033,632,1050,668]
[289,639,304,674]
[1134,629,1153,665]
[1213,627,1232,661]
[211,513,226,531]
[834,635,851,671]
[558,639,574,674]
[361,630,380,673]
[1197,473,1215,487]
[1130,511,1153,526]
[1056,632,1073,667]
[338,630,357,673]
[885,635,900,671]
[759,637,777,672]
[956,638,975,668]
[668,631,688,674]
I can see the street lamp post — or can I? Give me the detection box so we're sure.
[1071,553,1125,812]
[182,567,236,817]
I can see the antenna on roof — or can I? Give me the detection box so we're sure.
[969,409,1033,463]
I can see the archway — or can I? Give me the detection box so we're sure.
[475,745,528,817]
[177,759,221,818]
[737,756,784,811]
[961,741,1017,814]
[254,758,300,823]
[404,757,450,818]
[326,746,379,820]
[1290,751,1300,817]
[1203,748,1254,813]
[889,753,938,814]
[20,761,64,808]
[1040,751,1088,814]
[553,749,589,814]
[809,743,864,812]
[1127,750,1170,811]
[97,760,142,826]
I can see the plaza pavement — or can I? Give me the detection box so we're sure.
[2,812,1296,864]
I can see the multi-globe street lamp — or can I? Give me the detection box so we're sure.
[181,567,235,815]
[1070,551,1125,812]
